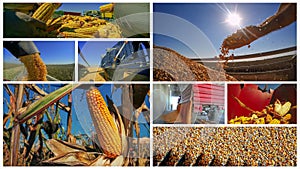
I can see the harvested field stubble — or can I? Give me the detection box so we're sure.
[153,46,236,81]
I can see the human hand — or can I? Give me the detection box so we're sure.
[4,11,47,38]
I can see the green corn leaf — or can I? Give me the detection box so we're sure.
[17,84,80,124]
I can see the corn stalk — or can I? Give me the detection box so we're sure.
[10,84,24,165]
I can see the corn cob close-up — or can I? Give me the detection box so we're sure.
[32,3,61,23]
[86,88,122,158]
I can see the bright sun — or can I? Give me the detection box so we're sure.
[226,13,242,26]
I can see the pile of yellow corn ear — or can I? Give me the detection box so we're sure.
[47,14,122,38]
[30,3,121,38]
[229,100,293,124]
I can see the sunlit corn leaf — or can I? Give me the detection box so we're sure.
[17,84,80,124]
[44,139,101,166]
[90,155,110,166]
[43,151,97,166]
[110,155,124,166]
[46,139,87,156]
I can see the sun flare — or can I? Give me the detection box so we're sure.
[226,13,242,26]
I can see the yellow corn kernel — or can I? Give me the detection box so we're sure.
[274,100,282,114]
[86,88,121,158]
[265,114,272,123]
[19,53,47,81]
[254,118,265,124]
[282,114,292,122]
[269,119,280,124]
[278,102,291,116]
[229,119,235,124]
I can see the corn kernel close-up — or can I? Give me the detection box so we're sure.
[228,100,295,124]
[19,53,47,81]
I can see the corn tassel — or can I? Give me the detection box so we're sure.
[32,3,61,23]
[19,53,47,81]
[86,88,121,158]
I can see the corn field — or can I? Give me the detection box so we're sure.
[3,84,150,166]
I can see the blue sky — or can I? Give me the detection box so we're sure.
[78,41,118,66]
[154,3,296,58]
[59,3,109,13]
[3,41,75,64]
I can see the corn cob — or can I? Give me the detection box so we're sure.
[74,27,99,35]
[60,32,94,38]
[86,88,121,158]
[100,3,114,13]
[32,3,61,23]
[60,21,83,29]
[19,53,47,81]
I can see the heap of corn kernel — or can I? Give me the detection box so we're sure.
[19,54,47,81]
[229,99,294,124]
[46,15,122,38]
[86,88,122,158]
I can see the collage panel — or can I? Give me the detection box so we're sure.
[153,3,296,81]
[4,3,150,38]
[153,83,225,124]
[3,41,75,81]
[228,83,297,124]
[3,84,150,166]
[153,126,297,166]
[1,1,298,168]
[78,41,150,81]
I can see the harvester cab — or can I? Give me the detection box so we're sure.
[100,41,150,81]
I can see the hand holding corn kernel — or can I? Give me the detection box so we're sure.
[229,97,295,124]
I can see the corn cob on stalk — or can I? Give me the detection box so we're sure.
[32,3,61,23]
[19,53,47,81]
[86,88,122,158]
